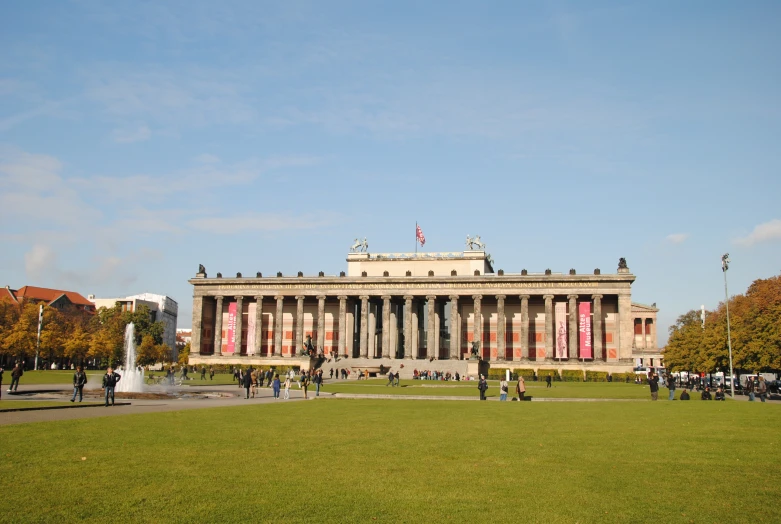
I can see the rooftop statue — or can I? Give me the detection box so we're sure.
[198,264,206,274]
[466,235,485,251]
[350,238,369,253]
[618,257,628,269]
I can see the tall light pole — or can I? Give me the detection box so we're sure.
[721,253,735,397]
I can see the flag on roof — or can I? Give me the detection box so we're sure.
[416,223,425,246]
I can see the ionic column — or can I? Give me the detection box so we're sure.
[381,296,391,358]
[254,296,264,356]
[449,295,459,359]
[359,296,369,358]
[191,296,203,356]
[234,296,244,354]
[496,295,506,362]
[213,295,224,356]
[520,295,530,360]
[389,303,398,358]
[403,296,413,359]
[544,294,554,361]
[568,294,578,360]
[411,300,419,358]
[295,296,304,353]
[472,295,482,357]
[338,296,347,357]
[426,296,436,359]
[274,295,284,357]
[317,295,326,352]
[592,294,603,361]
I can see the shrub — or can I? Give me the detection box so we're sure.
[487,368,510,380]
[610,372,635,383]
[585,371,609,382]
[561,369,584,382]
[514,368,536,380]
[537,369,561,381]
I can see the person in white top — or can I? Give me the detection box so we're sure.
[499,378,508,401]
[283,376,291,400]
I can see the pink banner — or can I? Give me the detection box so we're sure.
[225,302,237,354]
[246,303,257,356]
[555,302,567,359]
[579,302,592,359]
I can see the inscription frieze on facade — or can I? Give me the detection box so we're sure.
[202,281,609,292]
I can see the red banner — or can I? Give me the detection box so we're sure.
[579,302,592,359]
[225,302,237,354]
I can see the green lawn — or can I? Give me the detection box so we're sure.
[321,378,668,399]
[0,400,777,522]
[1,370,105,386]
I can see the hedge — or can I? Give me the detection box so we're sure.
[609,372,635,383]
[585,370,609,382]
[514,368,537,380]
[560,369,584,382]
[487,368,511,380]
[537,369,561,381]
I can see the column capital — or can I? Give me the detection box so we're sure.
[215,295,224,301]
[274,295,284,301]
[403,295,414,301]
[592,294,604,300]
[567,294,578,300]
[449,294,459,301]
[381,295,391,301]
[543,294,554,300]
[317,295,326,301]
[496,294,506,301]
[295,295,305,300]
[338,295,348,301]
[472,294,483,301]
[359,295,369,301]
[426,295,437,300]
[254,295,264,301]
[235,295,244,301]
[519,294,530,301]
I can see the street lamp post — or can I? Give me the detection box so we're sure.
[721,254,735,397]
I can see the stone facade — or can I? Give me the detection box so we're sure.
[188,251,655,377]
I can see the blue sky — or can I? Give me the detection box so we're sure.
[1,1,780,343]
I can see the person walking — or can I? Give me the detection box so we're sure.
[394,371,400,387]
[499,377,508,401]
[667,372,676,400]
[648,371,659,401]
[516,375,526,401]
[200,367,207,380]
[746,377,755,401]
[757,376,768,403]
[272,374,281,399]
[242,369,253,399]
[478,374,488,401]
[70,365,87,402]
[386,370,395,387]
[330,368,334,379]
[283,375,291,400]
[301,372,310,399]
[101,367,122,407]
[209,366,215,380]
[545,373,552,388]
[9,363,23,392]
[313,370,322,397]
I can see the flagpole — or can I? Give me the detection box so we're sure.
[415,222,417,253]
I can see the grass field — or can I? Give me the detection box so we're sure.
[0,399,778,523]
[0,400,101,410]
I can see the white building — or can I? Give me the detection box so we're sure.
[90,293,179,360]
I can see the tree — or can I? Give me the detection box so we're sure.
[178,342,190,366]
[136,335,169,367]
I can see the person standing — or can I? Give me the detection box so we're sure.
[499,377,508,401]
[394,371,400,387]
[648,371,659,401]
[9,363,23,392]
[283,375,291,400]
[102,367,122,407]
[301,372,310,399]
[478,374,488,401]
[667,372,676,400]
[330,368,334,379]
[386,370,395,387]
[272,374,281,399]
[516,375,526,401]
[746,377,755,401]
[200,367,207,380]
[545,373,552,388]
[70,365,87,402]
[209,366,215,380]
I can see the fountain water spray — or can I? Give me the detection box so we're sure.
[115,322,145,392]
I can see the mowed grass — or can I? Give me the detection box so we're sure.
[0,370,104,386]
[321,378,662,399]
[0,400,101,410]
[1,400,779,523]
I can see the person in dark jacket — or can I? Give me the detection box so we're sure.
[102,367,122,406]
[545,373,552,388]
[313,370,322,397]
[648,372,660,401]
[700,387,712,400]
[272,374,281,399]
[714,386,726,401]
[242,369,253,399]
[71,365,88,402]
[679,389,690,400]
[9,363,23,392]
[478,375,488,401]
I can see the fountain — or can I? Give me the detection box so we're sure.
[115,322,145,392]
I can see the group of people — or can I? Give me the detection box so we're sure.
[412,370,461,381]
[745,376,769,402]
[648,371,728,401]
[477,374,527,401]
[233,367,325,400]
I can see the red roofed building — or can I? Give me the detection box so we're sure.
[6,285,95,313]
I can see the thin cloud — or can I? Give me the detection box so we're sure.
[188,212,340,234]
[111,125,151,143]
[735,219,781,246]
[666,233,689,244]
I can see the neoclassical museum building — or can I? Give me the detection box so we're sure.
[188,248,661,377]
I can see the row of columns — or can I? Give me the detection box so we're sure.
[194,293,610,361]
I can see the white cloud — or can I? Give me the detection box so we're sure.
[24,244,57,280]
[666,233,689,244]
[111,125,151,143]
[735,219,781,246]
[188,212,340,234]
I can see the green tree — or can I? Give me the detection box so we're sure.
[178,342,190,366]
